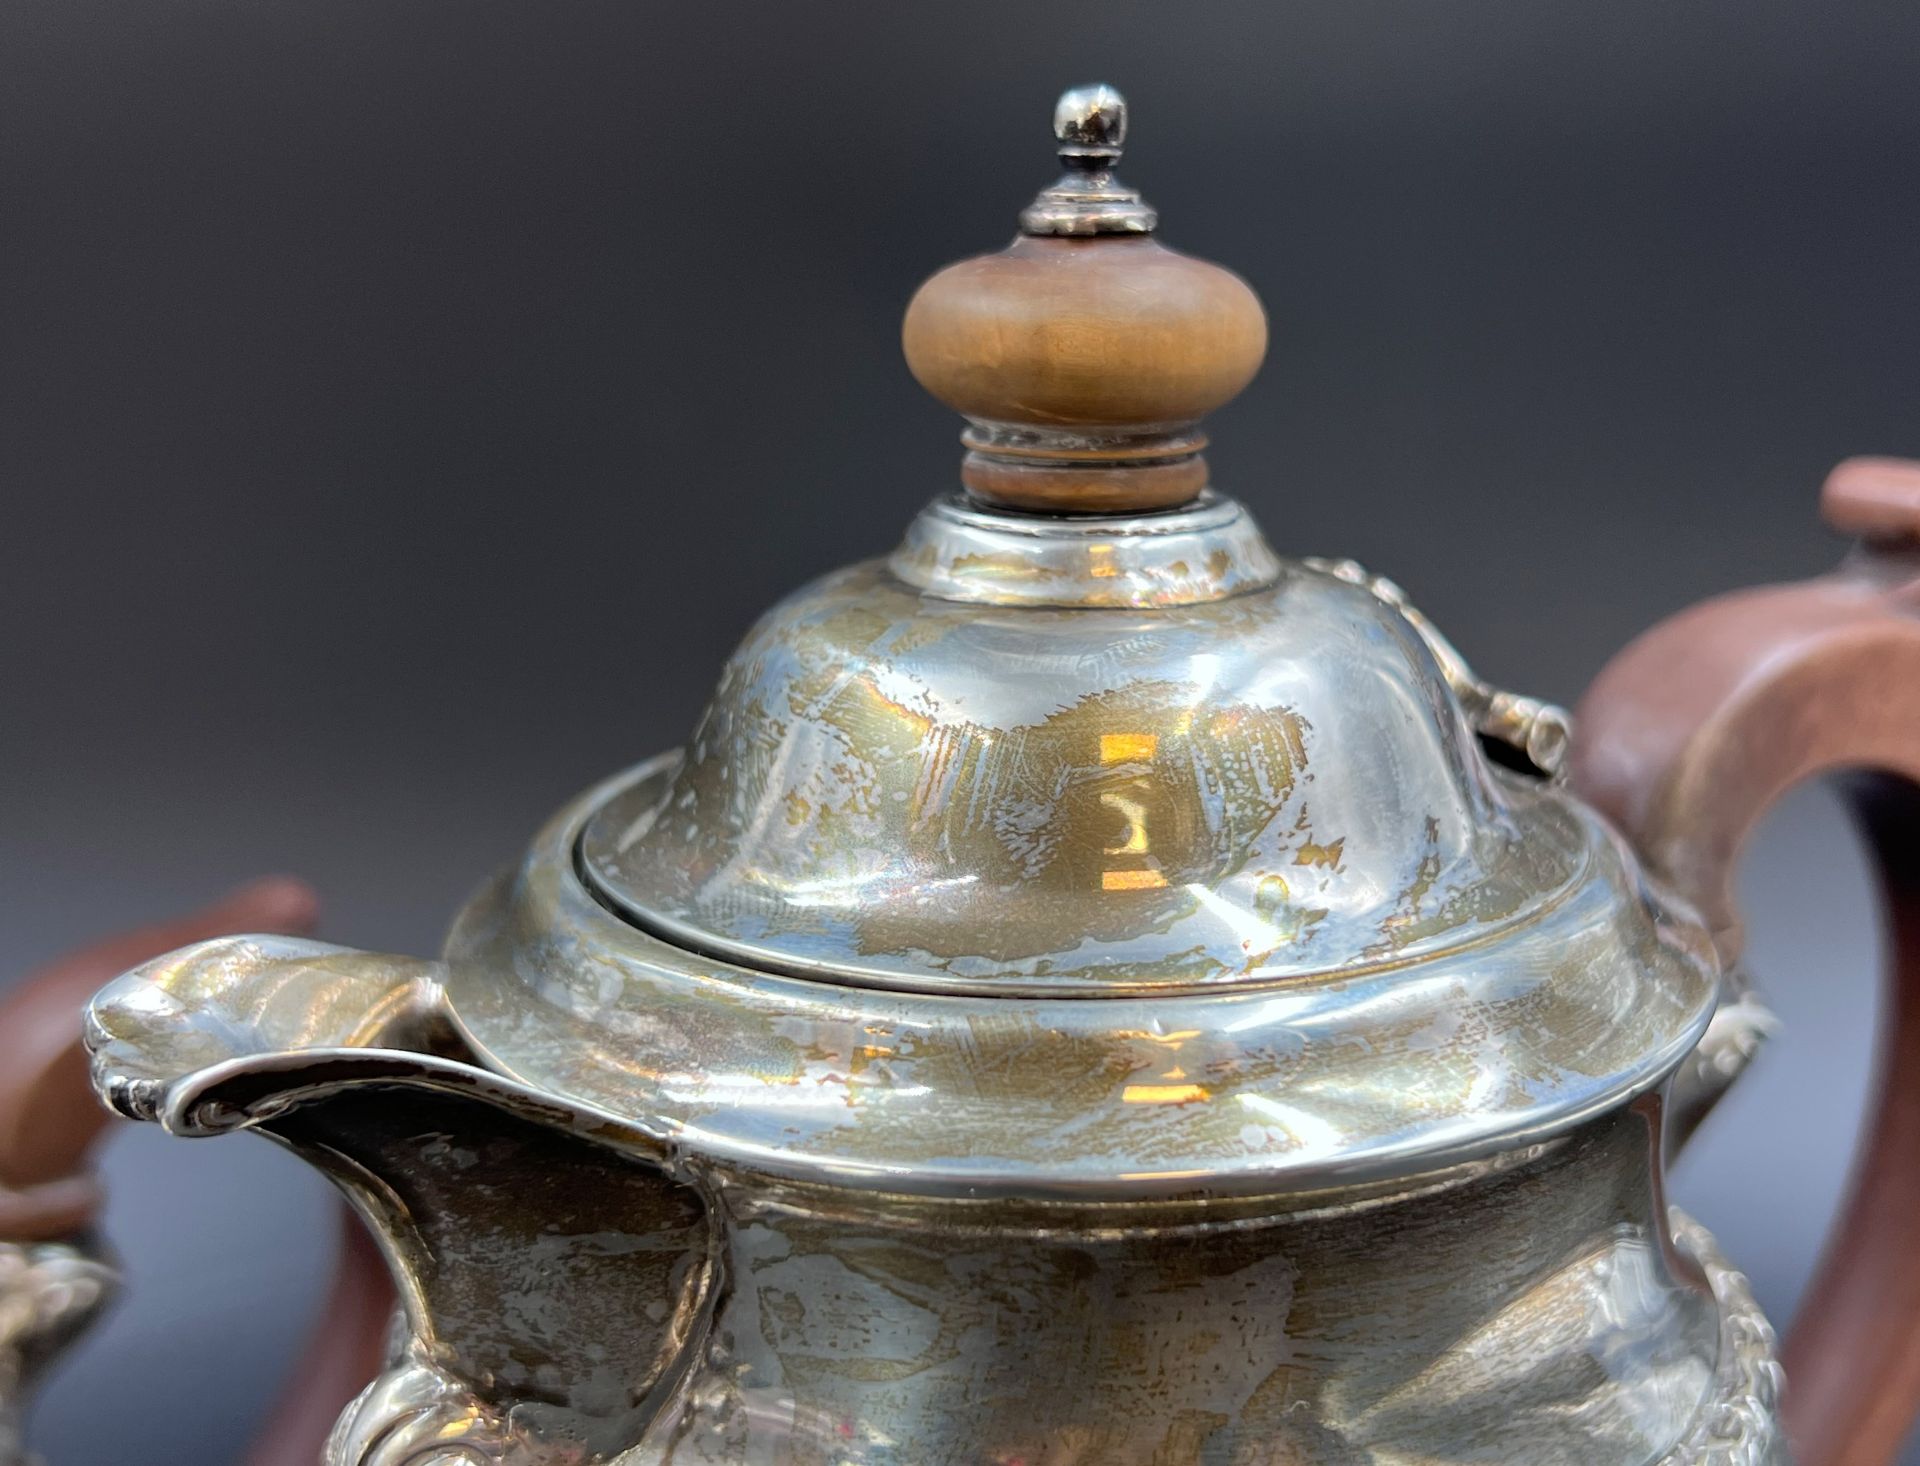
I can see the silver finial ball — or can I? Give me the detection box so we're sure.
[1053,84,1127,163]
[1018,83,1156,234]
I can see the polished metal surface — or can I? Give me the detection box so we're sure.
[76,547,1764,1463]
[1019,83,1158,235]
[1304,555,1574,779]
[83,931,1771,1463]
[1663,1211,1789,1466]
[582,493,1699,1006]
[889,490,1279,607]
[77,473,1756,1460]
[77,80,1792,1466]
[90,765,1717,1200]
[504,768,1725,1195]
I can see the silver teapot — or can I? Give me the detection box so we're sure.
[77,87,1920,1466]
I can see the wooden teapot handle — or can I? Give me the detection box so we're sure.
[0,879,394,1466]
[1573,456,1920,1466]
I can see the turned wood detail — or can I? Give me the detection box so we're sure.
[901,86,1267,514]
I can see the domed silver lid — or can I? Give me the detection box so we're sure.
[442,88,1718,1193]
[456,482,1715,1193]
[580,494,1616,999]
[572,90,1685,1013]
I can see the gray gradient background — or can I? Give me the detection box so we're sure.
[5,2,1918,1460]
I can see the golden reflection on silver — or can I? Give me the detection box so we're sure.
[576,497,1601,996]
[1099,728,1165,892]
[81,523,1779,1466]
[77,85,1782,1466]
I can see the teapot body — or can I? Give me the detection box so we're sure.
[583,1114,1772,1466]
[78,83,1904,1465]
[87,755,1784,1466]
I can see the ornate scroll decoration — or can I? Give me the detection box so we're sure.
[323,1347,517,1466]
[1661,1209,1788,1466]
[1304,556,1572,780]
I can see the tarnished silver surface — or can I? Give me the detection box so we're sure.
[1667,965,1780,1152]
[890,490,1279,608]
[0,1239,115,1466]
[76,482,1766,1462]
[582,495,1698,1004]
[75,79,1790,1463]
[1018,83,1158,235]
[318,1199,1782,1465]
[88,939,714,1466]
[450,758,1709,1194]
[1305,555,1574,779]
[82,932,1773,1464]
[1662,1211,1789,1466]
[77,456,1772,1461]
[79,757,1763,1460]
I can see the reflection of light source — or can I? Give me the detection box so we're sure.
[1102,791,1152,855]
[1099,731,1167,888]
[1187,882,1286,945]
[1099,732,1157,763]
[1123,1083,1209,1105]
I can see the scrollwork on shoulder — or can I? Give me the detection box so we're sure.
[1660,1209,1788,1466]
[322,1348,525,1466]
[1303,556,1572,780]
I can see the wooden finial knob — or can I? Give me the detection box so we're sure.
[902,85,1268,515]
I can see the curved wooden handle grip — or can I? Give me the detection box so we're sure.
[0,880,393,1466]
[1573,458,1920,1466]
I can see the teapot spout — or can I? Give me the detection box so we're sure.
[85,937,716,1464]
